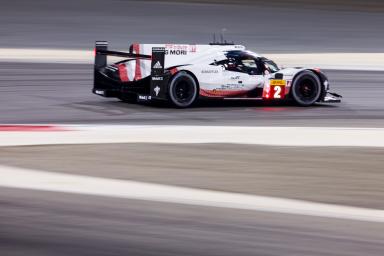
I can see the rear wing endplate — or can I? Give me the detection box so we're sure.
[150,47,166,99]
[94,41,151,69]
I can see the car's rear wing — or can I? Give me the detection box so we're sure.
[94,41,151,68]
[94,41,167,100]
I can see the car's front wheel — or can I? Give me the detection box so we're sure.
[168,72,198,108]
[291,71,322,106]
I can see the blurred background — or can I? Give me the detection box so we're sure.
[0,0,384,255]
[1,0,384,52]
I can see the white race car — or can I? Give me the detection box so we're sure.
[93,41,341,107]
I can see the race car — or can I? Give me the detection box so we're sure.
[93,41,341,107]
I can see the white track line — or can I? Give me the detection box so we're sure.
[1,48,384,70]
[1,165,383,223]
[265,53,384,71]
[1,125,384,147]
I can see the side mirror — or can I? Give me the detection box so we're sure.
[275,73,284,79]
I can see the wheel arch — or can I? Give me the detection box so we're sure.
[307,69,327,101]
[170,69,200,92]
[167,69,200,108]
[291,69,325,102]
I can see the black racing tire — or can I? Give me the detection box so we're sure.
[118,93,137,103]
[168,72,198,108]
[291,71,322,106]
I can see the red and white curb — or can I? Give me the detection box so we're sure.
[0,125,67,132]
[0,125,384,147]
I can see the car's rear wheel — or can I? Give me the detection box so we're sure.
[291,71,322,106]
[168,72,198,108]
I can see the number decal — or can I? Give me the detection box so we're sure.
[266,80,286,99]
[274,86,281,99]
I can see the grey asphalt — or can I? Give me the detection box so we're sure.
[1,0,384,53]
[1,187,384,256]
[1,62,384,127]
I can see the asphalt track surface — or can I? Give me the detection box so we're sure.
[1,187,383,256]
[1,62,384,127]
[1,1,384,255]
[1,62,384,255]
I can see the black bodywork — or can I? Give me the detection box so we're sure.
[93,41,169,102]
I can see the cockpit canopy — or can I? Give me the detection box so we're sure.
[212,50,280,75]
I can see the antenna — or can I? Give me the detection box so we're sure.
[221,28,227,44]
[209,28,234,45]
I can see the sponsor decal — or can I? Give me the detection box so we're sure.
[163,44,196,55]
[95,90,105,95]
[165,49,187,55]
[189,45,197,53]
[152,47,165,52]
[264,80,286,99]
[201,70,219,74]
[230,76,240,80]
[152,76,163,81]
[154,86,161,96]
[138,95,152,101]
[153,61,163,69]
[165,44,188,50]
[210,84,246,91]
[270,79,286,86]
[219,84,245,90]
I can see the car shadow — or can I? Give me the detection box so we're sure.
[146,99,339,109]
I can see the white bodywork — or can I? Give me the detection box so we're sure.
[122,43,305,97]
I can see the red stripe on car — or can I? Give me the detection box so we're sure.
[133,43,142,81]
[118,64,129,82]
[170,67,178,75]
[200,89,247,97]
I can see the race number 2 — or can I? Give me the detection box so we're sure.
[274,86,282,98]
[270,80,286,99]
